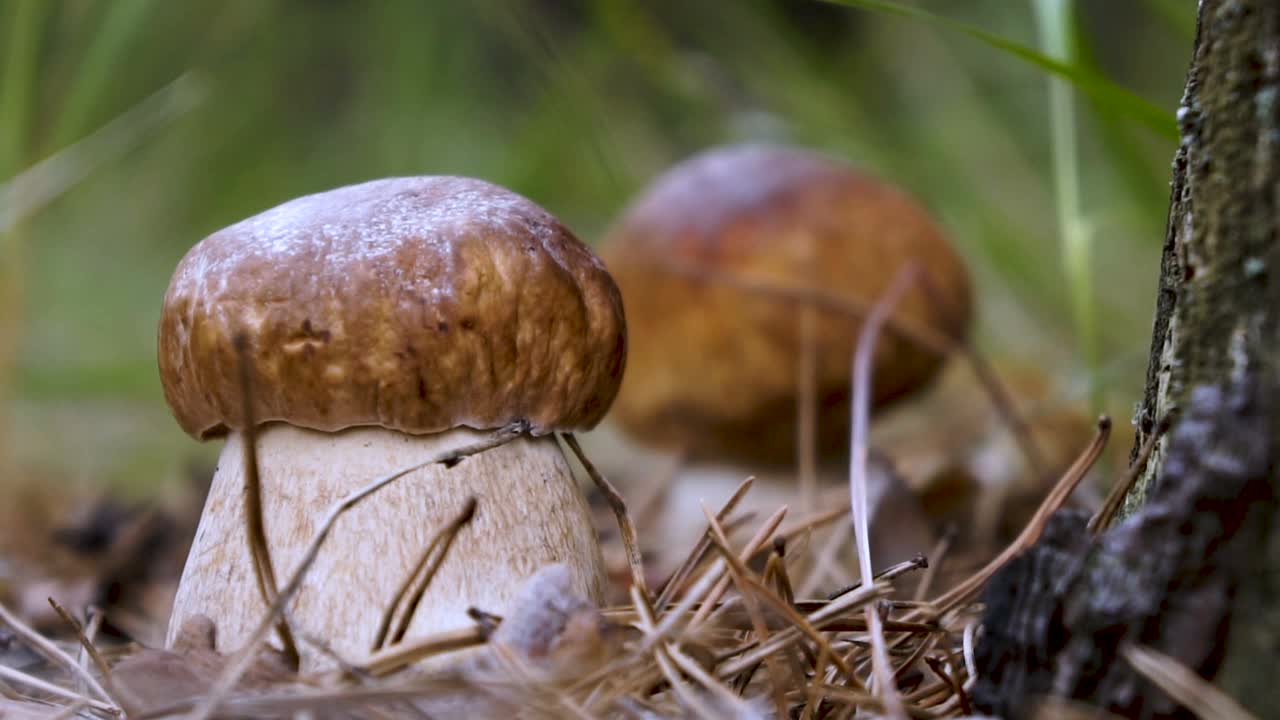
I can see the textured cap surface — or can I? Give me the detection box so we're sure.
[159,176,626,440]
[601,144,971,465]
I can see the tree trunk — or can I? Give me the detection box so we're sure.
[1126,0,1280,709]
[974,2,1280,716]
[1128,0,1280,519]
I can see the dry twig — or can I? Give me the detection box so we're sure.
[233,333,300,669]
[1088,414,1172,535]
[1122,643,1257,720]
[0,600,116,711]
[373,497,479,649]
[46,599,127,713]
[563,433,649,601]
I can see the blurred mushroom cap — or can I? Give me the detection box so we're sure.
[159,176,627,440]
[601,144,970,465]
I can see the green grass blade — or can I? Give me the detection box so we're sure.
[0,74,206,234]
[0,0,43,179]
[0,0,45,427]
[819,0,1178,140]
[1034,0,1099,409]
[51,0,162,149]
[1140,0,1197,38]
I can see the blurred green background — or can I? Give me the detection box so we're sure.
[0,0,1189,496]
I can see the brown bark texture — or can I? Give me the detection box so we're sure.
[973,1,1280,717]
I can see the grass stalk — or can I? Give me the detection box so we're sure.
[1034,0,1100,411]
[0,0,44,468]
[51,0,161,149]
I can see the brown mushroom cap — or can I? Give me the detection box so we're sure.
[159,176,627,440]
[600,144,970,465]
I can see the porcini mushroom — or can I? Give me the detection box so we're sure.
[159,176,626,668]
[599,144,969,564]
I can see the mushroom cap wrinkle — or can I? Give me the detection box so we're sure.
[601,144,971,465]
[159,175,627,440]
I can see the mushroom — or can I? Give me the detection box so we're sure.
[598,144,969,568]
[158,176,626,668]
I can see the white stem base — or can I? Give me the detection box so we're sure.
[166,424,603,670]
[652,461,934,580]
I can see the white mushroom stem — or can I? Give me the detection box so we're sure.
[166,423,604,671]
[649,460,934,582]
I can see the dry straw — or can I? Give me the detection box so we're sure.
[0,269,1127,719]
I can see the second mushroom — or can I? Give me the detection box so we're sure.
[599,143,971,570]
